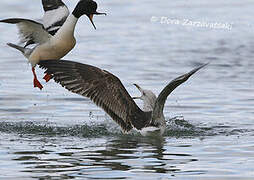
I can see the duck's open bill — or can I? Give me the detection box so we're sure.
[88,11,107,29]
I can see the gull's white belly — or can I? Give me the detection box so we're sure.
[139,125,167,137]
[139,126,161,136]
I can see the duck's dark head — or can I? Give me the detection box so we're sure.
[72,0,106,29]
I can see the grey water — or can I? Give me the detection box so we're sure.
[0,0,254,179]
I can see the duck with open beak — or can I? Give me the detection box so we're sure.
[72,0,107,30]
[88,11,106,29]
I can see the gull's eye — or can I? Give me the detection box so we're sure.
[143,92,146,96]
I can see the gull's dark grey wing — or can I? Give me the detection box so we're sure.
[152,63,208,122]
[39,60,150,132]
[42,0,69,35]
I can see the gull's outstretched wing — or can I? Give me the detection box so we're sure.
[39,60,150,132]
[42,0,69,35]
[0,18,51,45]
[152,63,208,122]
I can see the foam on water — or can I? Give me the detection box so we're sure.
[0,116,252,139]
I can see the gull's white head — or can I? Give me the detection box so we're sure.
[133,84,157,112]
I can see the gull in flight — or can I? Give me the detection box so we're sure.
[39,60,207,136]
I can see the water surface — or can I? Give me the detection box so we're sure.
[0,0,254,179]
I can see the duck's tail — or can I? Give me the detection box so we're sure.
[7,43,33,59]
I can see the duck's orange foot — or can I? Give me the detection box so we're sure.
[33,78,43,90]
[32,67,43,90]
[43,73,52,82]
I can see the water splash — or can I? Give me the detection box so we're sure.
[0,118,252,138]
[0,121,115,138]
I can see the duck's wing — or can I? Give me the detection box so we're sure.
[152,63,208,122]
[42,0,69,35]
[39,60,150,132]
[0,18,51,45]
